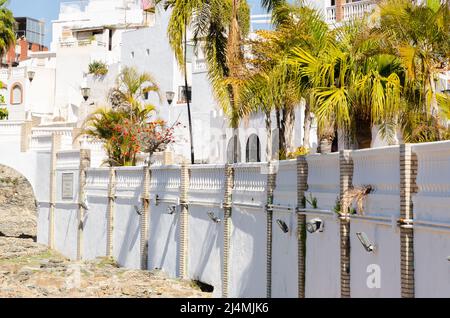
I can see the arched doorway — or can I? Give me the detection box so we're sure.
[0,165,37,239]
[246,134,261,163]
[227,135,242,164]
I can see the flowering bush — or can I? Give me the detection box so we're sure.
[0,107,8,120]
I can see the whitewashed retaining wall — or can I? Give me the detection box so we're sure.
[54,150,81,260]
[84,168,110,260]
[305,153,341,298]
[230,163,268,298]
[412,141,450,297]
[272,160,298,298]
[350,147,401,298]
[114,167,144,269]
[187,165,225,298]
[35,141,450,298]
[148,165,181,277]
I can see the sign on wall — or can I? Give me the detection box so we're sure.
[62,173,74,200]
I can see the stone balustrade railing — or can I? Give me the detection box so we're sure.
[352,146,400,195]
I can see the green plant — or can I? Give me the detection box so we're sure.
[0,107,8,120]
[88,60,109,76]
[306,193,318,209]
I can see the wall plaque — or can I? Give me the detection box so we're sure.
[62,173,74,200]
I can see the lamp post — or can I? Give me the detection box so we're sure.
[27,70,35,83]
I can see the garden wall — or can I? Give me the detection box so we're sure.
[37,139,450,298]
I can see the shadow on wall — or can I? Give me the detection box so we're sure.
[149,203,181,277]
[190,208,224,292]
[231,207,266,298]
[115,188,142,268]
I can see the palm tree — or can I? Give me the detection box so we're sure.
[242,3,330,159]
[0,0,15,57]
[290,16,404,151]
[108,66,160,114]
[158,0,251,163]
[83,67,160,166]
[377,0,450,142]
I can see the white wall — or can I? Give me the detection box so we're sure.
[148,166,182,277]
[412,141,450,297]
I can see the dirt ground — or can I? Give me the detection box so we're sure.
[0,166,211,298]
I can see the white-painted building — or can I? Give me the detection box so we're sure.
[0,0,447,165]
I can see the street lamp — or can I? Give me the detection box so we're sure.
[81,87,91,102]
[27,70,35,83]
[166,91,175,105]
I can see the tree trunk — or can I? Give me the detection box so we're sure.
[265,111,273,161]
[184,19,195,164]
[279,109,287,159]
[320,139,332,154]
[283,106,296,155]
[303,100,312,149]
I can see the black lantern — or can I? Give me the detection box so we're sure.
[81,87,91,102]
[165,91,175,105]
[27,70,35,82]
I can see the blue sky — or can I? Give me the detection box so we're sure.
[7,0,267,47]
[8,0,66,47]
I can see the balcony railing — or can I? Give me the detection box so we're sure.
[59,39,107,49]
[326,0,376,24]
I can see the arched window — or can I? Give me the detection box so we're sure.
[246,134,261,163]
[226,135,241,164]
[11,83,23,105]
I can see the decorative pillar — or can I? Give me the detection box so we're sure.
[106,167,116,257]
[178,162,190,279]
[222,164,234,298]
[20,121,33,152]
[297,155,308,298]
[336,0,345,22]
[265,162,277,298]
[140,167,151,270]
[339,150,353,298]
[76,149,91,261]
[48,134,61,249]
[399,144,416,298]
[72,127,82,150]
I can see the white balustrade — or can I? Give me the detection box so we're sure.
[115,167,145,190]
[86,168,110,190]
[343,0,376,21]
[150,166,181,192]
[232,162,268,207]
[352,146,400,195]
[306,153,340,210]
[188,164,225,205]
[413,141,450,197]
[273,160,297,208]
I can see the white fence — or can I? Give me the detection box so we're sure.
[36,141,450,298]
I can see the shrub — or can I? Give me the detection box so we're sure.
[0,107,8,120]
[88,60,109,76]
[287,146,310,159]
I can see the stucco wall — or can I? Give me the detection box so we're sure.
[30,141,450,298]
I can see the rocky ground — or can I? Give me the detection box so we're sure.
[0,166,211,298]
[0,165,36,238]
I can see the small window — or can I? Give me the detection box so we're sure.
[178,85,192,104]
[146,48,150,56]
[11,84,23,105]
[131,51,135,58]
[227,135,241,164]
[246,134,261,163]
